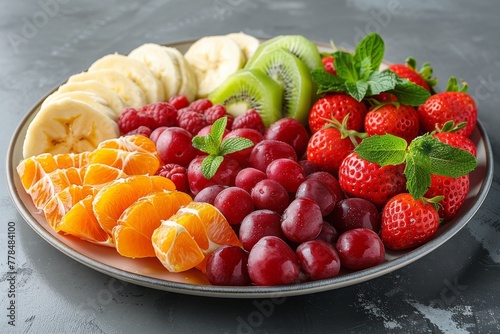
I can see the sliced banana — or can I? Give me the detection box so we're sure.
[165,47,198,102]
[67,70,146,109]
[54,81,126,118]
[227,32,260,60]
[184,35,246,98]
[128,43,182,101]
[42,91,118,121]
[88,54,164,104]
[23,98,119,158]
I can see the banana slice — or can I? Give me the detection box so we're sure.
[227,32,260,60]
[54,81,126,117]
[23,98,119,158]
[165,47,198,102]
[67,70,146,109]
[42,91,118,121]
[88,54,164,104]
[184,35,246,98]
[128,43,182,101]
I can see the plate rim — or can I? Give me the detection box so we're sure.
[5,39,495,298]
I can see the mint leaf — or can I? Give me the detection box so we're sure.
[354,32,384,72]
[192,136,207,151]
[366,70,398,96]
[201,155,224,180]
[355,134,408,165]
[311,69,345,94]
[220,137,254,155]
[426,138,477,177]
[211,117,227,143]
[387,78,431,106]
[405,149,431,200]
[333,51,357,82]
[345,81,368,102]
[359,57,372,80]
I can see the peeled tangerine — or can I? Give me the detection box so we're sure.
[152,202,241,273]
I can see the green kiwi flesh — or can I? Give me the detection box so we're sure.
[248,48,313,124]
[208,69,283,127]
[246,35,323,72]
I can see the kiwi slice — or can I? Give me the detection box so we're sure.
[246,35,323,72]
[248,48,312,124]
[208,69,283,127]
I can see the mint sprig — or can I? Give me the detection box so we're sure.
[192,117,254,179]
[311,32,431,106]
[355,134,477,199]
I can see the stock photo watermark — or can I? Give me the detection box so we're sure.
[6,0,72,54]
[236,295,287,334]
[5,222,17,327]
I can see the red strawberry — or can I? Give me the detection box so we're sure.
[306,116,364,176]
[425,174,469,221]
[322,56,336,75]
[381,193,440,250]
[433,127,477,157]
[338,152,407,208]
[364,103,420,144]
[388,57,437,92]
[308,93,367,133]
[417,77,477,137]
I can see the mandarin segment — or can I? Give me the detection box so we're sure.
[113,190,192,258]
[152,220,205,272]
[93,175,176,235]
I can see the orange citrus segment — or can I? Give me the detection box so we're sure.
[60,195,113,245]
[89,135,161,175]
[113,190,192,258]
[17,152,89,191]
[152,220,205,272]
[82,163,127,188]
[152,202,241,273]
[93,175,176,235]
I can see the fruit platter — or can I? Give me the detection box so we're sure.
[7,33,493,298]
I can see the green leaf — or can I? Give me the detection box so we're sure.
[311,68,345,94]
[358,57,372,80]
[345,81,368,102]
[387,78,431,106]
[192,136,207,152]
[220,137,254,155]
[366,70,398,96]
[404,149,431,199]
[354,32,385,72]
[333,51,357,82]
[201,155,224,180]
[426,138,477,177]
[355,134,408,166]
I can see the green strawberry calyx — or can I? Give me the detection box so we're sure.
[311,32,431,106]
[321,114,368,146]
[433,120,467,134]
[445,76,468,93]
[192,116,254,179]
[355,133,477,200]
[405,56,438,93]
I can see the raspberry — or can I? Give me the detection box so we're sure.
[118,108,151,134]
[189,98,213,113]
[322,56,336,75]
[156,163,189,193]
[168,95,189,110]
[226,114,234,129]
[140,102,178,129]
[232,109,266,134]
[204,104,227,124]
[125,125,152,138]
[177,109,207,135]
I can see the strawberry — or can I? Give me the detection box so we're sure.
[381,193,440,250]
[425,174,469,221]
[364,102,420,144]
[322,56,336,75]
[417,77,477,137]
[338,152,407,208]
[306,116,365,176]
[308,93,367,133]
[388,57,437,92]
[432,121,477,157]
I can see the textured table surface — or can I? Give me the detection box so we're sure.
[1,0,499,333]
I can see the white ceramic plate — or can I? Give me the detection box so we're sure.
[6,41,494,298]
